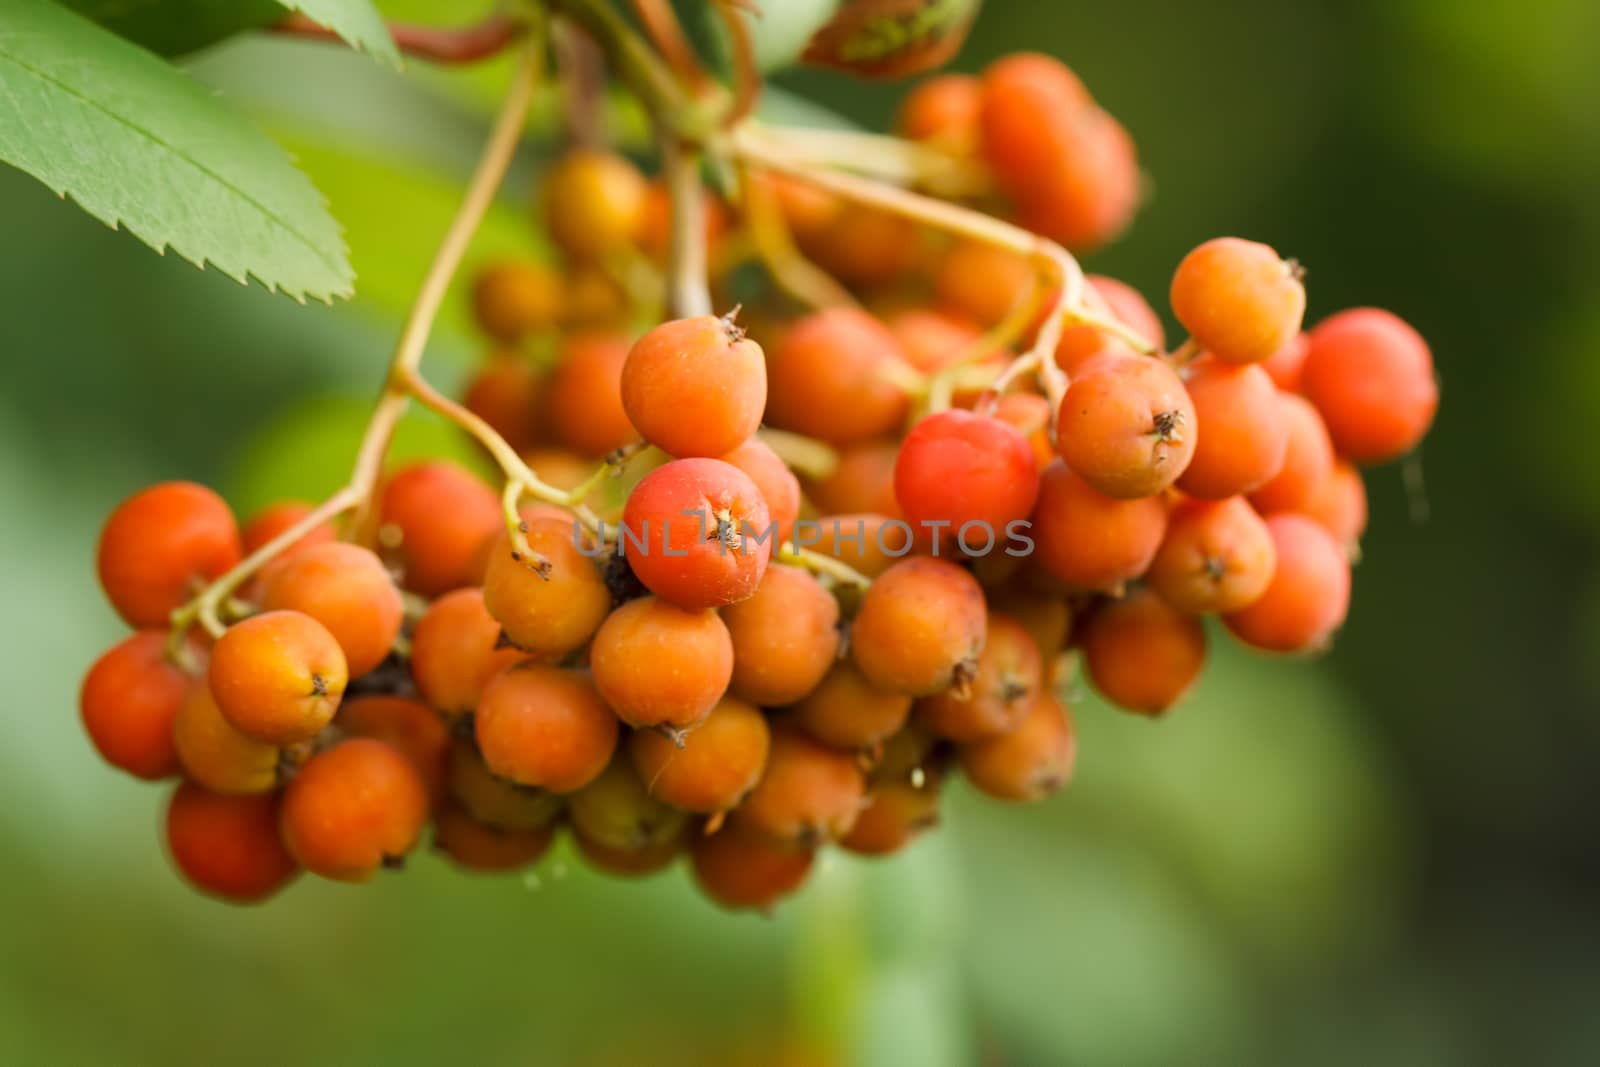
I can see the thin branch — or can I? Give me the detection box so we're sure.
[664,137,713,318]
[269,12,524,65]
[630,0,711,90]
[714,0,762,125]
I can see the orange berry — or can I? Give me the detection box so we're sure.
[1013,109,1141,251]
[898,73,982,152]
[338,696,450,806]
[766,309,912,445]
[98,482,241,628]
[80,632,190,780]
[958,693,1076,802]
[721,437,801,545]
[409,588,523,717]
[691,822,814,911]
[463,354,547,456]
[792,659,913,751]
[590,596,733,731]
[209,610,346,745]
[933,240,1035,329]
[568,755,689,853]
[1248,393,1335,515]
[1056,356,1196,498]
[471,259,560,342]
[621,315,767,459]
[807,441,902,519]
[1030,460,1167,591]
[841,780,943,857]
[541,149,648,262]
[481,519,611,658]
[240,500,336,556]
[811,513,915,578]
[1223,514,1351,653]
[173,682,281,795]
[1301,459,1368,558]
[280,738,429,882]
[258,542,403,678]
[629,696,771,814]
[722,565,841,707]
[804,204,924,288]
[378,461,501,598]
[851,557,988,697]
[1171,237,1306,365]
[1301,308,1438,465]
[1260,333,1309,392]
[1088,274,1166,351]
[916,613,1042,742]
[734,726,866,846]
[433,802,555,873]
[979,53,1092,193]
[446,737,563,831]
[475,664,619,793]
[1147,498,1277,615]
[1081,588,1207,715]
[1178,358,1290,499]
[546,331,637,457]
[165,781,297,903]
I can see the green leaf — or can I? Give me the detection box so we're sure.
[0,0,353,302]
[60,0,284,56]
[277,0,399,67]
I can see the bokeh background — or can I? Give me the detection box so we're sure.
[3,1,1598,1063]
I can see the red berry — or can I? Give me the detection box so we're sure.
[841,779,943,857]
[899,73,982,152]
[165,781,297,903]
[1301,459,1368,558]
[472,260,560,342]
[240,500,336,556]
[98,482,241,628]
[691,822,814,912]
[463,353,548,455]
[434,802,555,873]
[895,409,1041,549]
[621,458,773,610]
[338,695,451,807]
[1301,308,1438,465]
[81,632,191,780]
[378,461,501,597]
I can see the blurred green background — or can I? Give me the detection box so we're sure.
[3,1,1598,1064]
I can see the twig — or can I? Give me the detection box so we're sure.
[269,12,523,65]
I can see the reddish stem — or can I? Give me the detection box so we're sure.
[270,12,523,65]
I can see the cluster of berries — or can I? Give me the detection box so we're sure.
[80,51,1437,912]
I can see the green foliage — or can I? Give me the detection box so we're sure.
[0,0,353,302]
[278,0,399,66]
[60,0,284,55]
